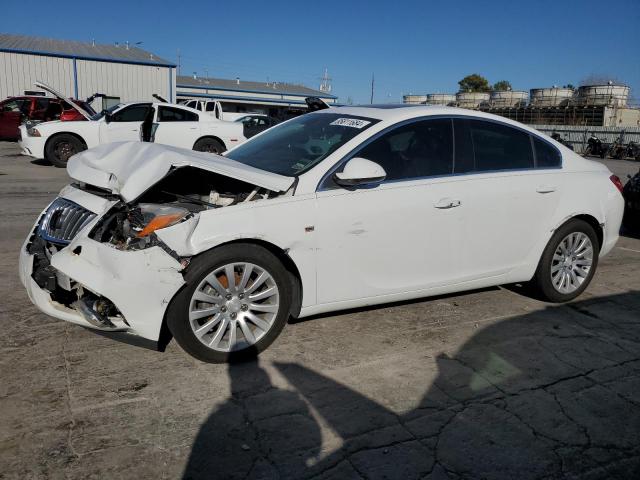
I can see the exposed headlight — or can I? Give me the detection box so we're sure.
[27,127,41,137]
[90,203,191,251]
[134,204,190,237]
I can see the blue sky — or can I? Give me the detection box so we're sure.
[3,0,639,104]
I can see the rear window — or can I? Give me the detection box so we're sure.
[158,106,198,122]
[533,137,562,168]
[454,119,534,173]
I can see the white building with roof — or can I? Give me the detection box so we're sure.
[176,75,337,118]
[0,33,176,109]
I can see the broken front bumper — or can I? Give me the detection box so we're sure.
[19,191,186,344]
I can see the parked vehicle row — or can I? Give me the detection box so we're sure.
[17,82,245,167]
[19,104,625,363]
[0,92,96,140]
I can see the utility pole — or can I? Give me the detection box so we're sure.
[319,68,332,93]
[177,48,181,75]
[370,73,375,104]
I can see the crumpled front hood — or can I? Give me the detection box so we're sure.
[67,142,295,202]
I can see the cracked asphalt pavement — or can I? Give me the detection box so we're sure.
[1,141,640,479]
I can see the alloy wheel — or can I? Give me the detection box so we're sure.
[550,232,593,294]
[188,262,280,352]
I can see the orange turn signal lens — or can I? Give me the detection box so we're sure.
[136,213,186,238]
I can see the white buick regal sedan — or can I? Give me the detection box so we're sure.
[19,105,625,362]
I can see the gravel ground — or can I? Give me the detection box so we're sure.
[1,141,639,480]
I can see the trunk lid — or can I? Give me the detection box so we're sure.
[67,141,295,202]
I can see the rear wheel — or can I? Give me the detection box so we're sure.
[167,244,292,363]
[530,219,599,302]
[193,137,225,154]
[45,134,86,167]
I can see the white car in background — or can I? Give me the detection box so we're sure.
[181,99,254,122]
[19,82,245,167]
[19,105,624,363]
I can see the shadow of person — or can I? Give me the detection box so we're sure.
[183,359,323,480]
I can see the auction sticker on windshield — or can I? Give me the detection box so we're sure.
[330,118,371,129]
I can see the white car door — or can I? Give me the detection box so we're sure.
[100,104,153,143]
[314,118,466,304]
[152,105,200,150]
[449,118,563,281]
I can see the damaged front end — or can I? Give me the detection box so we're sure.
[89,166,279,255]
[20,142,294,346]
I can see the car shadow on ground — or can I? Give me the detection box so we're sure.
[183,291,640,480]
[29,158,52,166]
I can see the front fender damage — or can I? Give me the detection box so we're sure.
[50,236,186,342]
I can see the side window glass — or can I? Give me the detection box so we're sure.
[205,102,216,112]
[356,119,453,181]
[3,100,20,112]
[467,120,534,171]
[158,106,199,122]
[112,105,150,122]
[533,137,562,168]
[36,98,51,110]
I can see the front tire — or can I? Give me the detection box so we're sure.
[530,219,599,302]
[45,134,86,168]
[167,244,292,363]
[193,137,225,154]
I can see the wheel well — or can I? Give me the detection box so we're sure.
[193,136,226,151]
[44,132,87,154]
[571,214,603,251]
[199,238,303,318]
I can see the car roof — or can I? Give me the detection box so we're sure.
[317,104,547,134]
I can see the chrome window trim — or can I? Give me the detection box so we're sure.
[316,114,563,192]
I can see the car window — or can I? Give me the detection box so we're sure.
[354,118,454,181]
[226,113,379,176]
[205,102,217,112]
[36,98,51,110]
[454,119,534,173]
[533,137,562,168]
[158,106,199,122]
[111,104,152,122]
[3,100,23,112]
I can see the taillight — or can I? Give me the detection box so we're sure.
[610,175,624,194]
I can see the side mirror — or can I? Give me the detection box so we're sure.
[333,157,386,187]
[102,110,112,124]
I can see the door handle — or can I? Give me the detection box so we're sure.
[536,185,557,194]
[434,198,461,209]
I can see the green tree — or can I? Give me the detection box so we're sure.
[492,80,512,91]
[458,74,491,92]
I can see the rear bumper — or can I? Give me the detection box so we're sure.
[600,187,625,257]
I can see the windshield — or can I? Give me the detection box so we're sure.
[226,113,379,176]
[90,103,122,121]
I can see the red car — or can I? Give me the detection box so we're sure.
[0,95,95,140]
